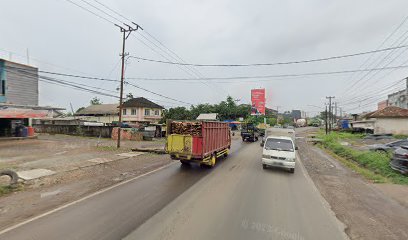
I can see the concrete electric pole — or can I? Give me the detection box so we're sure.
[326,96,335,133]
[116,23,142,148]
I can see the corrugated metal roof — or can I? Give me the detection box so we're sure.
[76,104,118,115]
[371,106,408,118]
[196,113,218,120]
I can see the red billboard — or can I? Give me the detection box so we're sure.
[251,89,266,115]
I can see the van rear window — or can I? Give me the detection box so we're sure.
[264,138,293,152]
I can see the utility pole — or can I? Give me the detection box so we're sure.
[326,96,335,133]
[116,23,142,148]
[325,105,328,135]
[334,102,337,128]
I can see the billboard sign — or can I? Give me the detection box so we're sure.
[251,89,266,115]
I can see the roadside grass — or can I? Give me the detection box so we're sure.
[0,184,23,197]
[318,131,408,185]
[393,134,408,139]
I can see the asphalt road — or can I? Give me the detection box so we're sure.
[0,133,348,240]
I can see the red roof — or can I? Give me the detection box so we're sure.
[370,106,408,118]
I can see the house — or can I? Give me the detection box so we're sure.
[121,97,164,124]
[0,59,64,137]
[370,106,408,135]
[75,104,119,124]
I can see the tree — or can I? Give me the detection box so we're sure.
[90,97,102,105]
[76,107,85,113]
[160,107,192,123]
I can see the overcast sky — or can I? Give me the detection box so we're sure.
[1,0,408,115]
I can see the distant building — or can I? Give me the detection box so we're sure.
[377,100,388,110]
[291,110,301,120]
[0,58,38,105]
[0,59,63,137]
[265,107,278,116]
[387,78,408,109]
[75,104,119,124]
[76,97,165,124]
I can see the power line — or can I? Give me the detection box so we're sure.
[78,0,125,24]
[340,21,408,98]
[129,44,408,67]
[8,63,408,84]
[126,82,193,105]
[126,64,408,81]
[64,0,118,26]
[92,0,135,23]
[336,15,408,96]
[5,65,192,106]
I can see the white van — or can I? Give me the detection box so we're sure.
[262,136,297,173]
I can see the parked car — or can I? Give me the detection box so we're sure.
[367,139,408,152]
[390,146,408,175]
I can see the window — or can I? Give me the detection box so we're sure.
[145,109,150,116]
[122,109,127,115]
[264,138,294,152]
[131,109,137,115]
[1,80,5,96]
[154,110,160,116]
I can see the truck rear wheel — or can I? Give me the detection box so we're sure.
[289,168,295,174]
[210,155,216,167]
[180,160,190,165]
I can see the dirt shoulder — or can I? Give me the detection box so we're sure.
[297,128,408,240]
[0,134,171,230]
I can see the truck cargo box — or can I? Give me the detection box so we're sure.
[166,120,231,166]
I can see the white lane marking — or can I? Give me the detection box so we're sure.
[0,162,177,236]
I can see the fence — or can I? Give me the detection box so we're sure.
[33,124,113,138]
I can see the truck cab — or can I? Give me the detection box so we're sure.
[262,136,297,173]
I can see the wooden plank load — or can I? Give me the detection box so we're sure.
[171,121,202,136]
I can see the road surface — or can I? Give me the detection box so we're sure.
[0,134,348,240]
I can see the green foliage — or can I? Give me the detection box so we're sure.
[393,134,408,139]
[76,107,85,113]
[266,118,277,126]
[0,184,23,196]
[126,93,134,100]
[160,107,192,123]
[160,96,252,122]
[319,132,408,185]
[90,97,102,105]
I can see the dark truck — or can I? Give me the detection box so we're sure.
[241,123,259,142]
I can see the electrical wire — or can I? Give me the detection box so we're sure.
[126,65,408,81]
[129,44,408,67]
[64,0,118,26]
[337,15,408,95]
[5,65,192,106]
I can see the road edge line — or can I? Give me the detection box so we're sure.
[0,162,176,236]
